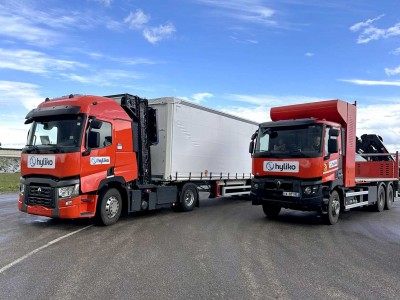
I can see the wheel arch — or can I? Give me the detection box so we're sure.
[97,176,129,214]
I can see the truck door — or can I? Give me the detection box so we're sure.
[81,119,116,193]
[322,126,342,184]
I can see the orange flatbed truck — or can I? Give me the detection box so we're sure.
[249,99,399,224]
[18,94,257,225]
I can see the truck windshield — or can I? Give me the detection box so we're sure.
[26,115,85,153]
[255,124,323,158]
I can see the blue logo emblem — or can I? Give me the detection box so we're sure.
[30,156,36,167]
[265,162,274,171]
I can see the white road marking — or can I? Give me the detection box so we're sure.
[0,225,93,274]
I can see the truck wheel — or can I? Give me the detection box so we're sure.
[385,183,394,210]
[262,204,281,219]
[96,188,122,226]
[375,184,386,212]
[323,190,340,225]
[180,183,198,212]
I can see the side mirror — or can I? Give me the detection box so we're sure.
[328,139,338,153]
[249,141,255,154]
[330,128,340,137]
[88,131,100,148]
[90,119,103,129]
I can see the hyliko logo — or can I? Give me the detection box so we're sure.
[90,157,111,165]
[27,155,56,169]
[263,161,299,173]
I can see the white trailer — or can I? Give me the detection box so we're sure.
[149,97,258,197]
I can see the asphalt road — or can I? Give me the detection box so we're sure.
[1,193,400,300]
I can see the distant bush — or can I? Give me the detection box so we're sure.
[0,157,21,173]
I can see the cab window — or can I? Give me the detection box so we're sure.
[89,121,112,149]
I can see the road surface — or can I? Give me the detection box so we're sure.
[1,193,400,300]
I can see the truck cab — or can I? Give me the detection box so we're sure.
[250,118,342,213]
[18,94,147,224]
[250,99,398,224]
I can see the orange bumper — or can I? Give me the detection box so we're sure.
[18,194,98,219]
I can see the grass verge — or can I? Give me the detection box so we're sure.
[0,173,20,193]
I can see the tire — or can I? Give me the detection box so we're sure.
[262,204,281,219]
[180,183,198,212]
[323,190,340,225]
[375,183,385,212]
[96,188,122,226]
[385,183,394,210]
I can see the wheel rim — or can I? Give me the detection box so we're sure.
[105,196,120,218]
[184,190,195,207]
[331,196,340,216]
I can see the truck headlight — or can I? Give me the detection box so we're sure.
[304,185,319,195]
[252,182,259,190]
[20,183,25,196]
[58,184,79,199]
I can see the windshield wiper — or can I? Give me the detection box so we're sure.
[48,144,64,153]
[26,145,40,154]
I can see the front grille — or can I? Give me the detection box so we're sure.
[27,185,55,208]
[264,181,293,190]
[263,179,298,201]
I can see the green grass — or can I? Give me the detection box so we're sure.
[0,173,20,193]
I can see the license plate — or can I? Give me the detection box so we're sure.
[283,191,299,197]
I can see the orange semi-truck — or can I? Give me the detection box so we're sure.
[19,94,257,225]
[249,99,398,224]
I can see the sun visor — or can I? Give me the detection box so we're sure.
[25,105,81,124]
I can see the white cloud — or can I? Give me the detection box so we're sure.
[192,93,214,103]
[0,15,59,46]
[124,9,150,29]
[178,93,214,104]
[119,10,175,44]
[350,14,400,44]
[349,14,385,32]
[385,65,400,76]
[391,47,400,55]
[196,0,276,26]
[0,48,86,74]
[219,106,269,123]
[143,23,176,44]
[60,70,144,86]
[0,81,43,110]
[357,103,400,152]
[305,52,315,57]
[0,2,96,46]
[340,79,400,86]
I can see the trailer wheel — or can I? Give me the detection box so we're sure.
[180,183,198,212]
[96,188,122,226]
[262,204,281,219]
[323,190,340,225]
[375,184,386,212]
[385,183,394,210]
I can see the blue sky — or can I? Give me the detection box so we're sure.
[1,0,400,150]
